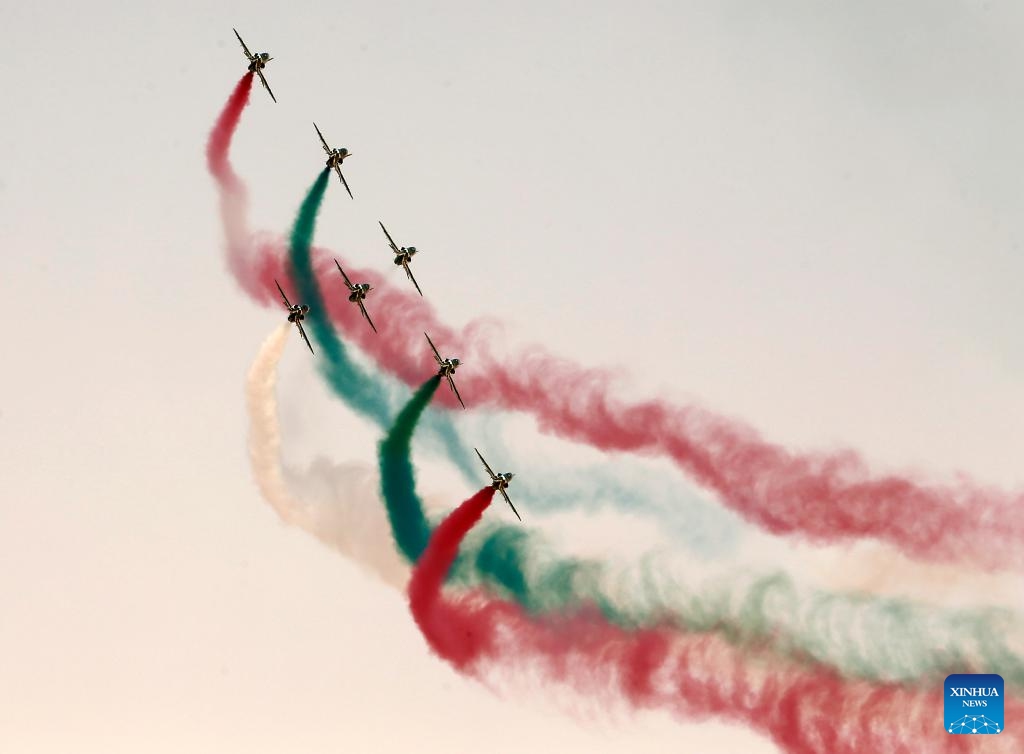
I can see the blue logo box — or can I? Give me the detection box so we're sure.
[945,674,1004,734]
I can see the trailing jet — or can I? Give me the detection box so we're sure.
[335,260,376,333]
[314,123,353,199]
[233,28,276,103]
[276,280,313,354]
[424,332,464,408]
[379,221,422,296]
[475,448,521,521]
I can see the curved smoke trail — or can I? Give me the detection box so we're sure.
[258,244,1022,571]
[246,324,314,531]
[271,163,735,550]
[203,76,743,558]
[377,378,1024,686]
[281,170,479,481]
[208,79,1024,572]
[287,168,391,431]
[255,160,1024,689]
[409,488,1023,754]
[245,328,1023,691]
[245,324,406,588]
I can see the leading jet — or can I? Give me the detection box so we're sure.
[379,221,423,296]
[424,332,464,408]
[335,260,376,333]
[474,448,521,521]
[314,123,354,199]
[233,28,276,103]
[276,280,313,354]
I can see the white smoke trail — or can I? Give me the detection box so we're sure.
[245,325,407,588]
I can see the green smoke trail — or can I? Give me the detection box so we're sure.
[378,376,609,615]
[280,176,740,555]
[285,171,479,482]
[288,169,393,427]
[379,376,441,561]
[378,378,1024,687]
[285,171,1022,688]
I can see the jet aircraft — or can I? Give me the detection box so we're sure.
[335,260,376,333]
[424,332,464,408]
[314,123,353,199]
[233,28,276,103]
[276,280,313,354]
[379,221,423,296]
[474,448,521,521]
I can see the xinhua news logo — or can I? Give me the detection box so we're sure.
[945,674,1004,734]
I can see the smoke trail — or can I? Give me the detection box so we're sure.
[379,376,442,561]
[408,488,498,669]
[246,324,314,530]
[236,121,1023,692]
[206,85,1023,571]
[409,489,1023,754]
[205,73,289,307]
[286,169,393,429]
[245,325,406,588]
[282,169,479,486]
[249,248,1022,570]
[206,73,252,194]
[202,83,743,558]
[376,381,1024,686]
[274,171,728,554]
[205,73,273,295]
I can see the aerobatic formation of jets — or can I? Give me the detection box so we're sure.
[232,30,520,520]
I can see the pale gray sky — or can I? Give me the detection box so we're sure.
[1,1,1022,752]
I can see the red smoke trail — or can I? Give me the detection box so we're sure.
[206,73,252,192]
[205,80,1023,570]
[409,489,1023,753]
[246,247,1022,571]
[206,73,280,303]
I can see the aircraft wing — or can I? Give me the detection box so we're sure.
[295,320,314,354]
[357,301,378,334]
[500,488,522,522]
[404,261,423,296]
[447,374,466,409]
[313,122,331,154]
[257,70,277,103]
[275,279,292,309]
[379,221,400,254]
[474,448,497,480]
[233,28,254,61]
[334,165,353,199]
[424,332,443,364]
[334,259,354,290]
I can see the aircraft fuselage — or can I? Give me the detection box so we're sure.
[491,474,513,491]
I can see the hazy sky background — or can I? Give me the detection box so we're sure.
[2,1,1022,752]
